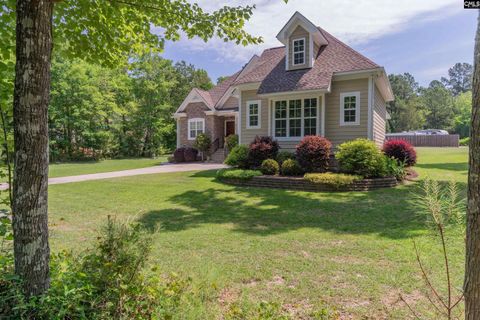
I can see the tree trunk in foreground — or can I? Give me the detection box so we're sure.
[465,11,480,320]
[12,0,53,296]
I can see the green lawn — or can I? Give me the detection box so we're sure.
[48,156,168,178]
[48,147,468,319]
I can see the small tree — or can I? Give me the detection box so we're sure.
[194,133,211,161]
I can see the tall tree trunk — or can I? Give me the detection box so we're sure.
[465,11,480,320]
[12,0,53,296]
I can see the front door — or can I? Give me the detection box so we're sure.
[225,120,235,137]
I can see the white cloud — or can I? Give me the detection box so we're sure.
[171,0,460,63]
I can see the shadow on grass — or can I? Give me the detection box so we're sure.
[415,162,468,173]
[137,171,468,239]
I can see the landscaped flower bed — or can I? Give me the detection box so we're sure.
[219,135,417,192]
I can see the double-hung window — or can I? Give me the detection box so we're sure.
[292,38,305,65]
[188,118,205,140]
[247,100,261,129]
[340,92,360,125]
[273,98,318,139]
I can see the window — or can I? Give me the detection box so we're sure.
[188,118,205,140]
[304,98,317,135]
[340,92,360,125]
[247,100,261,129]
[273,98,318,139]
[292,38,305,65]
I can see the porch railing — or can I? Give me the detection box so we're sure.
[211,138,220,154]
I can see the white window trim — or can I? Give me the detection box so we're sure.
[340,92,361,126]
[292,37,306,66]
[246,100,261,129]
[272,97,319,141]
[187,118,205,140]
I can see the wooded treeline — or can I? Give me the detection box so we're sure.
[48,54,213,161]
[388,62,472,137]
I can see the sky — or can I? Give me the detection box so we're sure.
[161,0,477,87]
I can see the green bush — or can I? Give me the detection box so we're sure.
[0,217,190,319]
[224,145,249,168]
[304,172,362,188]
[460,137,470,146]
[225,134,239,151]
[384,156,407,181]
[194,133,211,160]
[336,139,387,178]
[281,159,304,176]
[216,168,262,181]
[260,159,279,175]
[276,151,295,165]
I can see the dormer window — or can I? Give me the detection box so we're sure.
[293,38,305,65]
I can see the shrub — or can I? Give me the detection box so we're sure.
[382,139,417,166]
[0,217,190,319]
[276,151,295,165]
[460,137,470,146]
[295,136,332,172]
[304,172,362,188]
[260,159,279,175]
[225,134,239,151]
[184,147,198,162]
[248,136,279,168]
[384,156,407,181]
[173,147,185,162]
[194,133,211,160]
[281,159,304,176]
[225,145,249,168]
[336,139,386,178]
[216,168,262,181]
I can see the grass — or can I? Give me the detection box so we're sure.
[48,147,468,319]
[48,156,168,178]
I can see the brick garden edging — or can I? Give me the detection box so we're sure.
[219,175,398,192]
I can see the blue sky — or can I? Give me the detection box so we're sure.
[162,0,476,87]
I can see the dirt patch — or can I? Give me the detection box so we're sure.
[267,275,285,287]
[241,278,261,287]
[218,287,240,308]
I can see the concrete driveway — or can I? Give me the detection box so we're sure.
[0,162,228,190]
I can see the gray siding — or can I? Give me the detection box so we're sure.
[373,85,387,147]
[325,78,369,147]
[240,90,269,145]
[288,25,310,70]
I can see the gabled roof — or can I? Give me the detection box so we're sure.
[276,11,328,47]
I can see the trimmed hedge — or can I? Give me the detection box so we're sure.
[184,147,198,162]
[225,134,239,150]
[173,147,186,162]
[224,145,249,168]
[304,172,362,188]
[276,151,295,165]
[216,168,262,181]
[260,159,279,175]
[248,136,279,168]
[382,139,416,166]
[281,159,303,176]
[336,139,386,178]
[295,136,332,172]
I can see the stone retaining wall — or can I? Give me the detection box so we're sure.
[220,175,398,192]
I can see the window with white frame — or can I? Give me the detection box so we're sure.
[247,100,261,129]
[188,118,205,140]
[292,38,305,65]
[273,98,318,138]
[340,92,360,125]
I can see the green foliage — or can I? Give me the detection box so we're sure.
[0,217,190,319]
[453,91,472,138]
[420,81,455,131]
[260,159,279,175]
[336,139,387,178]
[280,159,303,176]
[216,168,262,181]
[225,134,239,151]
[276,151,295,165]
[304,172,362,188]
[441,62,473,96]
[384,156,407,181]
[194,133,211,154]
[224,145,249,168]
[460,137,470,146]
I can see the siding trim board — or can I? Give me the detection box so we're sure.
[367,76,373,139]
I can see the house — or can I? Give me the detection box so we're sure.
[173,12,394,161]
